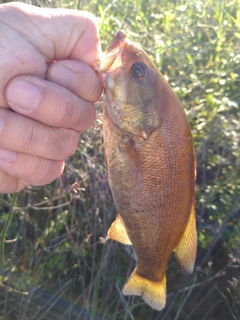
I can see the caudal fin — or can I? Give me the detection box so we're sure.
[122,269,166,311]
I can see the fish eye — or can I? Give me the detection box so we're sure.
[131,62,148,80]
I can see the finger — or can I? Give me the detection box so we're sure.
[1,2,101,64]
[5,75,96,132]
[0,169,30,193]
[0,149,26,193]
[0,109,79,160]
[47,60,103,102]
[0,148,64,193]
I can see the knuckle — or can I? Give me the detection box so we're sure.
[75,102,96,132]
[54,96,72,127]
[30,158,64,185]
[90,76,103,103]
[64,129,80,157]
[20,122,37,152]
[0,170,19,193]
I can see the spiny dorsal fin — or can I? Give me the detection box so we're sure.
[174,204,197,275]
[108,214,132,245]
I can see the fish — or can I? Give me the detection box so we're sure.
[100,30,197,311]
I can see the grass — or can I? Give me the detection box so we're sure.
[0,0,240,319]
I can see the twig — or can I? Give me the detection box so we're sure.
[115,283,135,320]
[173,274,198,320]
[0,193,18,271]
[199,201,240,267]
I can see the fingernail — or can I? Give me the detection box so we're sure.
[0,148,16,162]
[50,65,77,90]
[7,80,42,111]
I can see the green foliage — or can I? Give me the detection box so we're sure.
[0,0,239,319]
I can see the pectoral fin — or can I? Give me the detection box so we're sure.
[108,214,132,245]
[118,135,142,184]
[174,205,197,275]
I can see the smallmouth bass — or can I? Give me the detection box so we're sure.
[100,30,197,311]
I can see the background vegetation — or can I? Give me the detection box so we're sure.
[0,0,239,319]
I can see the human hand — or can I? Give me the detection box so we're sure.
[0,2,103,193]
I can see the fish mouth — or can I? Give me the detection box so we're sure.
[101,30,127,72]
[105,30,127,55]
[94,30,128,86]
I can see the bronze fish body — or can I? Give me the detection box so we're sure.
[101,31,197,311]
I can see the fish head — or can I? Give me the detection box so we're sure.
[100,30,166,140]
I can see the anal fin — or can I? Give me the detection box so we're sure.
[174,204,197,275]
[107,214,132,245]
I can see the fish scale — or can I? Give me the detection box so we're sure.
[101,30,197,311]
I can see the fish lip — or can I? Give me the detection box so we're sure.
[94,49,123,88]
[94,30,128,77]
[105,30,127,54]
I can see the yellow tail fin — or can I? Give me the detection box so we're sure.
[122,269,166,311]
